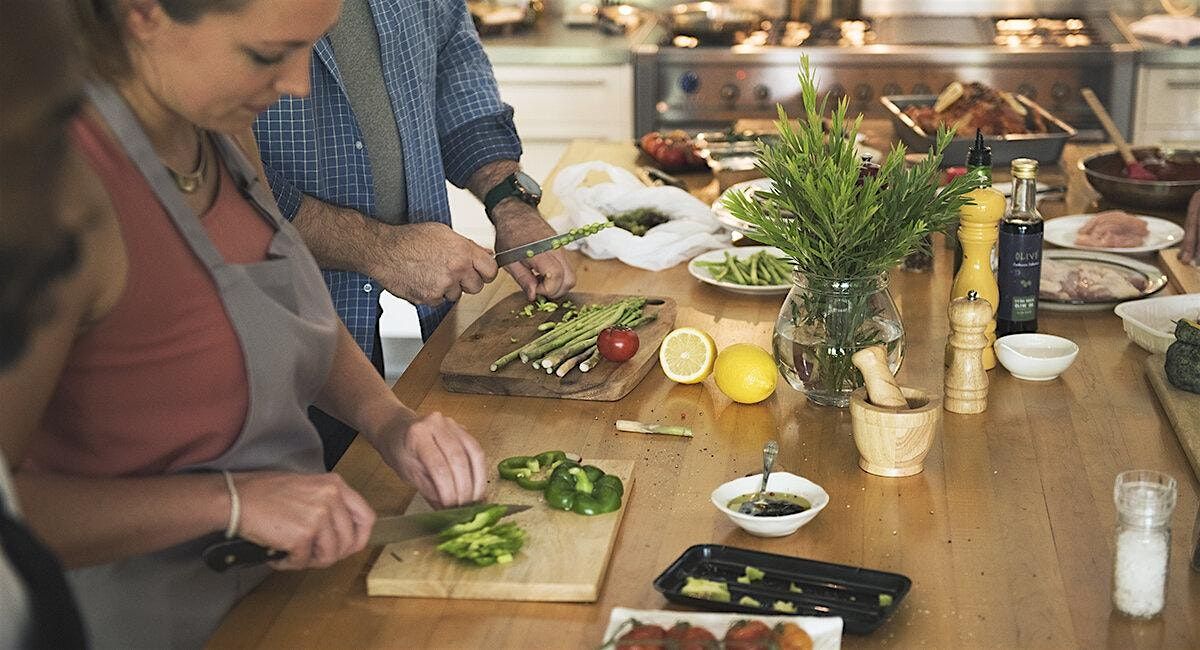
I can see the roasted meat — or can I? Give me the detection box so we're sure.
[902,82,1048,137]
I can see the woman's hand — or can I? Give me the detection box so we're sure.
[233,471,375,570]
[375,411,488,509]
[1180,190,1200,266]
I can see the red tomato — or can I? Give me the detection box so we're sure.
[616,624,666,649]
[667,622,718,650]
[597,326,639,362]
[942,166,968,185]
[724,620,774,650]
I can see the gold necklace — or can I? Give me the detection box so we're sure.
[166,128,208,194]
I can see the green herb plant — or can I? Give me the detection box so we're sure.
[724,57,978,404]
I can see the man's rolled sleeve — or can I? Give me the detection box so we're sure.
[440,109,523,188]
[261,159,305,222]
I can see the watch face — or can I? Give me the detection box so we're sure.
[514,171,542,203]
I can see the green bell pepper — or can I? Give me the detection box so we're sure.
[437,504,508,540]
[497,450,568,490]
[544,462,624,516]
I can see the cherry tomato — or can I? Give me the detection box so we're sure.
[616,624,666,650]
[597,326,639,362]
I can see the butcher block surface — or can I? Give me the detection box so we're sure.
[1145,355,1200,483]
[1160,248,1200,294]
[440,292,676,401]
[366,459,634,601]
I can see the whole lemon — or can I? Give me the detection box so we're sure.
[713,343,778,404]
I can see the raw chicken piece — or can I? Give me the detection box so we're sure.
[1074,211,1149,248]
[1040,259,1145,301]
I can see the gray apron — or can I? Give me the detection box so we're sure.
[69,83,340,649]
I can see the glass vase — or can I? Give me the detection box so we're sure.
[772,272,905,408]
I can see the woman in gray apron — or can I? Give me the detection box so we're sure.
[4,1,488,647]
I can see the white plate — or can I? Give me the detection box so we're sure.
[1038,250,1169,312]
[712,178,772,234]
[1114,294,1200,354]
[1044,214,1184,254]
[688,246,791,295]
[602,608,843,650]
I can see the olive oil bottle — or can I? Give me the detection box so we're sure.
[996,158,1043,336]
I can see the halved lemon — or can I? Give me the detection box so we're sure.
[659,327,717,384]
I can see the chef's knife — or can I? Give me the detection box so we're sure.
[201,503,530,572]
[493,222,612,267]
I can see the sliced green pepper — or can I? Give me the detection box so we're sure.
[544,462,623,516]
[437,504,507,539]
[497,450,567,490]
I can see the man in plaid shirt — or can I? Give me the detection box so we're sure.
[255,0,574,467]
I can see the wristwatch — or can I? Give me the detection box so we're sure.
[483,171,542,218]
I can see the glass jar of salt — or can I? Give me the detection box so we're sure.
[1112,470,1177,618]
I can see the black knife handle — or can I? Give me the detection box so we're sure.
[202,537,288,572]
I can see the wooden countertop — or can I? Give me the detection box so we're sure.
[210,139,1199,649]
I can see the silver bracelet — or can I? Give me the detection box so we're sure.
[221,470,240,539]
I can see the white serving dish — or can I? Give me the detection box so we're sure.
[994,333,1079,381]
[711,178,772,234]
[1113,294,1200,354]
[602,607,843,650]
[1043,214,1184,254]
[688,246,792,296]
[710,472,829,537]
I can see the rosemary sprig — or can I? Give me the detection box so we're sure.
[723,57,978,278]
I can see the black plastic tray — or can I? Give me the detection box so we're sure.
[653,544,911,635]
[880,94,1076,168]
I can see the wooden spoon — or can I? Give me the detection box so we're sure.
[1080,88,1157,181]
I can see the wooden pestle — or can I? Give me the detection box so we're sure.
[851,346,908,408]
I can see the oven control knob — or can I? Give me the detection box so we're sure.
[1051,82,1072,101]
[753,85,770,102]
[854,84,873,102]
[1017,83,1037,99]
[720,83,740,103]
[882,83,902,97]
[912,83,932,95]
[679,72,701,94]
[828,83,847,99]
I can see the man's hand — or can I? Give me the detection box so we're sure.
[373,410,488,509]
[1180,190,1200,266]
[367,222,498,304]
[493,202,577,301]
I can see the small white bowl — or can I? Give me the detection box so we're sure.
[994,334,1079,381]
[710,472,829,538]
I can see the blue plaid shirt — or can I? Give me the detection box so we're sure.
[253,0,522,357]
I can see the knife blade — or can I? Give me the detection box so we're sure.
[493,222,612,267]
[201,503,530,572]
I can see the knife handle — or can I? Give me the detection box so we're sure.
[202,537,288,572]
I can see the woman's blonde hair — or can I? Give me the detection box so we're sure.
[70,0,251,79]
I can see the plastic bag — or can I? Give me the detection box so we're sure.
[547,162,728,271]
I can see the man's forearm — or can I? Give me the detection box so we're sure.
[290,195,383,276]
[466,159,525,223]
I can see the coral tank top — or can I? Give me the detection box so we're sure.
[28,116,275,477]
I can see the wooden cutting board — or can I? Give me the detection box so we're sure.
[1159,248,1200,294]
[440,292,676,401]
[1145,355,1200,482]
[366,459,634,601]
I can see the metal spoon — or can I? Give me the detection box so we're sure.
[739,440,779,515]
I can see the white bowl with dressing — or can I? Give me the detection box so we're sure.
[994,334,1079,381]
[710,472,829,537]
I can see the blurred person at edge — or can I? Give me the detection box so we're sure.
[1,0,91,646]
[1179,191,1198,265]
[254,0,576,469]
[2,1,488,647]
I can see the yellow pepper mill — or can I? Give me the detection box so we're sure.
[950,133,1005,369]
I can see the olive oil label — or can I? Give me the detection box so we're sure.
[997,232,1042,322]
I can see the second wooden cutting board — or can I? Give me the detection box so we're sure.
[1145,355,1200,483]
[440,292,676,401]
[366,459,634,601]
[1160,248,1200,294]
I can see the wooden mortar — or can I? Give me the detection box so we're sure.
[849,387,941,477]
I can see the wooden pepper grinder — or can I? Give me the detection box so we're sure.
[851,346,907,408]
[945,290,991,414]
